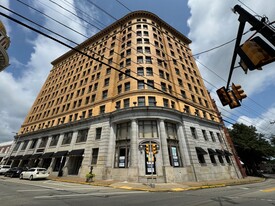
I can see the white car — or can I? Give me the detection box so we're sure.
[20,168,49,180]
[0,165,11,175]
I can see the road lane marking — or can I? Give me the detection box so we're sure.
[17,189,51,192]
[34,191,145,199]
[261,188,275,192]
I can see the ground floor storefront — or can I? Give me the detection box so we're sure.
[7,107,242,183]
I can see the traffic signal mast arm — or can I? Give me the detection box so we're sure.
[226,4,275,90]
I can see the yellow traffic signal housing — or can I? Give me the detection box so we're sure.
[145,144,150,154]
[237,36,275,73]
[231,83,247,101]
[216,87,230,106]
[152,144,158,154]
[228,91,241,109]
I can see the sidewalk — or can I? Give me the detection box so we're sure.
[48,176,265,192]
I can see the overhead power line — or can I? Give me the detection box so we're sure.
[2,3,273,134]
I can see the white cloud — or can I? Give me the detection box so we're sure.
[0,0,97,142]
[187,0,275,133]
[237,106,275,137]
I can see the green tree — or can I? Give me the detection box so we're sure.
[229,123,275,176]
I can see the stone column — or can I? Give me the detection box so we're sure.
[106,123,116,167]
[178,124,191,166]
[159,119,170,166]
[130,119,138,167]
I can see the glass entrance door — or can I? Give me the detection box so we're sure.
[145,153,156,175]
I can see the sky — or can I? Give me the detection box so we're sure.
[0,0,274,143]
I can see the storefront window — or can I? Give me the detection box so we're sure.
[115,122,131,168]
[138,120,158,138]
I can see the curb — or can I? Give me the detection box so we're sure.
[48,177,265,192]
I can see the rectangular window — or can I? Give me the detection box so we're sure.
[196,147,206,164]
[190,127,197,139]
[168,145,181,167]
[145,47,150,53]
[165,122,178,139]
[104,78,109,86]
[146,67,153,76]
[181,90,186,99]
[161,82,166,91]
[95,127,102,140]
[100,105,105,114]
[217,133,223,143]
[116,101,121,109]
[124,98,130,108]
[30,139,38,149]
[145,56,152,64]
[137,67,144,76]
[163,98,169,107]
[178,78,183,87]
[148,96,156,106]
[91,148,99,164]
[210,131,216,142]
[124,82,130,91]
[116,122,131,140]
[137,56,143,63]
[147,80,154,90]
[137,46,142,53]
[138,120,158,138]
[208,149,217,164]
[62,132,73,145]
[102,90,108,99]
[50,134,59,146]
[76,129,88,143]
[39,137,48,148]
[138,80,145,89]
[21,141,28,151]
[202,130,208,141]
[117,85,122,94]
[138,96,145,106]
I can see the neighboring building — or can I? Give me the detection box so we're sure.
[0,141,13,164]
[0,20,10,72]
[9,11,241,182]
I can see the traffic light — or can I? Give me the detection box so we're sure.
[152,144,158,154]
[231,83,247,101]
[145,144,150,154]
[237,36,275,73]
[216,87,231,106]
[227,91,241,109]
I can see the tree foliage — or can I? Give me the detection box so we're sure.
[229,123,275,176]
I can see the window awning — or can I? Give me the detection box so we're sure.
[215,149,224,155]
[69,149,84,156]
[13,155,22,160]
[207,148,217,155]
[31,154,42,159]
[8,156,14,160]
[223,150,232,156]
[195,147,207,155]
[52,151,68,157]
[22,154,32,160]
[41,152,54,158]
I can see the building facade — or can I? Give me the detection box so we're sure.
[8,11,241,182]
[0,141,13,164]
[0,20,10,72]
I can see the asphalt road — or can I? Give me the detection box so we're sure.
[0,176,274,206]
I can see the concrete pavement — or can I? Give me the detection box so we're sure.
[48,176,265,192]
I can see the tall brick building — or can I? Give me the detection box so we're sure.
[8,11,241,182]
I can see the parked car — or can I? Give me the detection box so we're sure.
[20,168,49,180]
[4,167,28,177]
[0,165,11,175]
